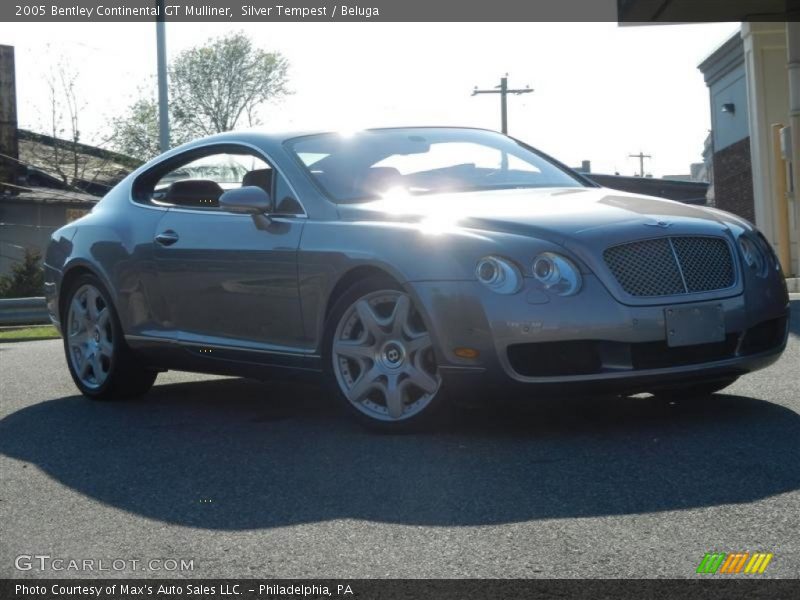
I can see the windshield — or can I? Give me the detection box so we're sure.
[287,128,585,203]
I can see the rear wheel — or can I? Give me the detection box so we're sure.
[652,377,738,401]
[63,274,157,400]
[325,277,446,431]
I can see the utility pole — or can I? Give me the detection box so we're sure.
[156,0,170,153]
[472,74,533,135]
[0,45,19,193]
[629,151,652,177]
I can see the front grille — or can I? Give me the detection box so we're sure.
[604,238,684,296]
[671,237,736,293]
[603,236,735,297]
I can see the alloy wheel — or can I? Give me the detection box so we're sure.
[332,290,441,421]
[66,283,114,389]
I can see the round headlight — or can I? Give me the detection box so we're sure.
[475,256,522,294]
[738,235,767,277]
[532,252,582,296]
[532,255,560,286]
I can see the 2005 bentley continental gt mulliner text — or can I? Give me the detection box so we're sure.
[43,127,790,430]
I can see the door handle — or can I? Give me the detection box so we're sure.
[154,230,179,246]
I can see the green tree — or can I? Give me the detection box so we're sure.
[0,248,45,298]
[110,33,290,160]
[108,97,163,163]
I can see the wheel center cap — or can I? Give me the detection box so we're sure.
[93,330,100,343]
[380,341,406,369]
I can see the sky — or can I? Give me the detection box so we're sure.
[0,21,740,177]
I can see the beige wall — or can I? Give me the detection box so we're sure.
[742,23,799,276]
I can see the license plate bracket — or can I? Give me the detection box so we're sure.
[665,304,725,348]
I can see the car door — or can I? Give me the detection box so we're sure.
[104,202,176,340]
[150,145,307,352]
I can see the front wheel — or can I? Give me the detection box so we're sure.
[325,277,446,431]
[63,274,157,400]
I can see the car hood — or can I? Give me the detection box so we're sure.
[339,187,735,244]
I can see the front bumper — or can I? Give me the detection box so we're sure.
[408,274,789,396]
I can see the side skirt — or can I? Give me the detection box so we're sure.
[125,335,323,383]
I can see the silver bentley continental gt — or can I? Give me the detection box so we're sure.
[44,127,790,430]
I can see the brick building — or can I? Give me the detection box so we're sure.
[698,35,755,221]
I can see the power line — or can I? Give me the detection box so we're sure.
[472,74,533,135]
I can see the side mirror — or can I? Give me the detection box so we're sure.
[220,186,274,229]
[219,186,273,215]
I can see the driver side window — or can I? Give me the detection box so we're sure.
[150,151,272,210]
[135,146,304,215]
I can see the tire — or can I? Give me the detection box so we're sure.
[323,276,447,432]
[652,377,738,401]
[62,274,157,400]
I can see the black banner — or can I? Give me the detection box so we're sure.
[3,579,800,600]
[1,0,798,23]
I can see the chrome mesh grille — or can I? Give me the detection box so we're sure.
[671,237,735,293]
[603,239,684,296]
[603,236,735,297]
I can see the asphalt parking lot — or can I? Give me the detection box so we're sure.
[1,297,799,579]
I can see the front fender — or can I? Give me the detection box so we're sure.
[298,219,575,352]
[43,225,78,329]
[44,193,170,336]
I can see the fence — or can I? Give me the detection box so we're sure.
[0,222,59,276]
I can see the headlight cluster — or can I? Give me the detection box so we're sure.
[738,234,769,278]
[532,252,582,296]
[476,252,582,296]
[755,231,783,273]
[475,256,522,295]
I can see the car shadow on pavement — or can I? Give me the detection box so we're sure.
[1,376,800,530]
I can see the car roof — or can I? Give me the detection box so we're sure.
[130,126,505,181]
[192,125,501,146]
